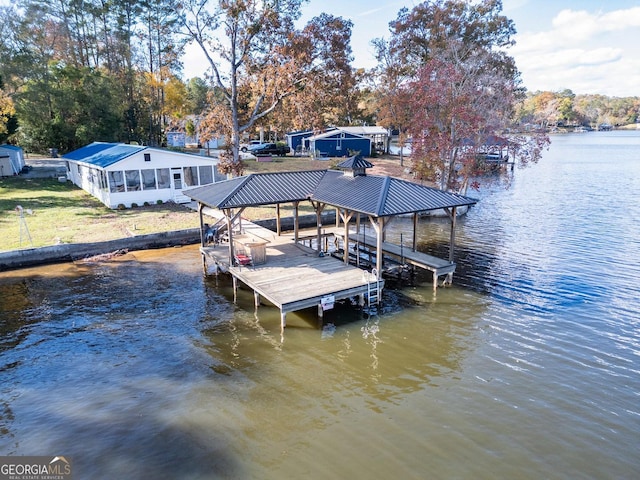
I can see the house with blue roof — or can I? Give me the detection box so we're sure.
[64,142,222,208]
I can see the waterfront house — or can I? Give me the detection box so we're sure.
[336,126,389,153]
[64,142,222,209]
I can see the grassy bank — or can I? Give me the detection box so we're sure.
[0,177,201,251]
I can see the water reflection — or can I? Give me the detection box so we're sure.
[198,276,486,415]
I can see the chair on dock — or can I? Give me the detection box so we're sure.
[234,253,253,267]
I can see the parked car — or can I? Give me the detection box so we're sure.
[248,143,291,156]
[240,140,263,152]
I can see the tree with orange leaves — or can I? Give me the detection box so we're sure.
[179,1,355,175]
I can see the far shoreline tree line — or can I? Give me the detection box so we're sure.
[1,0,636,192]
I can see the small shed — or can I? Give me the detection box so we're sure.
[0,144,26,175]
[64,142,224,209]
[305,130,371,158]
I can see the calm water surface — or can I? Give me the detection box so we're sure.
[1,131,639,479]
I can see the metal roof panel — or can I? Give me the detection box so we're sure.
[63,142,146,167]
[186,168,477,216]
[186,170,326,208]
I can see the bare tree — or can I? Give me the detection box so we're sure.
[179,0,308,174]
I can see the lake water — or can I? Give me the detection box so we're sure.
[1,131,639,479]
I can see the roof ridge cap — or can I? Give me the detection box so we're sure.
[374,176,392,216]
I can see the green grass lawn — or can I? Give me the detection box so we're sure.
[0,177,201,251]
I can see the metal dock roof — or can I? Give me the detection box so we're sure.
[186,169,476,217]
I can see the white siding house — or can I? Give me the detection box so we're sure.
[0,144,26,175]
[64,142,222,208]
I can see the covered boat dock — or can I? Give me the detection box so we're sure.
[185,157,477,329]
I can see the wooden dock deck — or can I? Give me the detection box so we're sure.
[200,223,382,329]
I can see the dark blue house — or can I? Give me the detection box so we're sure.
[285,130,315,153]
[305,129,371,158]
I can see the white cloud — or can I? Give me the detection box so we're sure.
[551,7,640,39]
[552,10,599,40]
[598,7,640,31]
[509,7,640,96]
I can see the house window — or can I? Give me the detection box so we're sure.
[157,168,170,189]
[199,165,213,185]
[99,171,108,190]
[144,153,151,162]
[108,171,125,192]
[125,170,141,191]
[183,166,198,187]
[141,169,156,190]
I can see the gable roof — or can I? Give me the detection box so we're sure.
[63,142,147,168]
[285,130,315,138]
[186,170,326,209]
[186,169,477,217]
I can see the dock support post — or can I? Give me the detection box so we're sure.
[232,276,238,303]
[340,209,354,264]
[311,201,326,253]
[317,303,324,319]
[447,206,457,285]
[281,311,287,330]
[254,291,260,309]
[199,203,208,276]
[293,201,300,243]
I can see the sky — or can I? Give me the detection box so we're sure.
[182,0,640,97]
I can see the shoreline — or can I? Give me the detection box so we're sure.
[0,212,337,272]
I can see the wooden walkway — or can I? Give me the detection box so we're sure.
[335,230,456,291]
[200,222,382,330]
